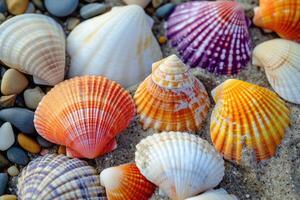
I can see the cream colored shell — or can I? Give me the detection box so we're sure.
[185,189,238,200]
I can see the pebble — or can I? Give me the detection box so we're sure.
[17,133,41,154]
[1,69,28,95]
[25,2,35,13]
[39,148,49,156]
[0,122,15,151]
[0,195,17,200]
[152,0,164,8]
[44,0,79,17]
[123,0,151,8]
[156,3,175,19]
[7,165,19,176]
[0,154,9,170]
[58,145,66,155]
[0,13,5,24]
[36,135,53,148]
[23,87,45,109]
[6,0,29,15]
[0,108,35,134]
[31,0,44,10]
[0,0,6,13]
[158,36,167,44]
[0,173,8,195]
[0,95,16,108]
[6,147,29,165]
[80,3,110,19]
[66,17,80,31]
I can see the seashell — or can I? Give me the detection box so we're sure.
[100,163,156,200]
[34,76,135,159]
[0,14,65,86]
[135,132,225,200]
[123,0,151,8]
[17,154,107,200]
[252,39,300,104]
[210,79,290,162]
[67,5,162,87]
[166,1,251,75]
[253,0,300,41]
[185,188,238,200]
[134,55,210,132]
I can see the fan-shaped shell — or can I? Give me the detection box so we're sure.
[210,79,290,162]
[67,5,162,87]
[17,154,107,200]
[166,1,251,75]
[253,39,300,104]
[186,189,238,200]
[0,14,65,85]
[135,132,225,200]
[253,0,300,41]
[134,55,210,132]
[34,76,135,159]
[100,163,156,200]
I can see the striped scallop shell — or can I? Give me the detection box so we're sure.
[253,0,300,41]
[17,154,107,200]
[210,79,290,162]
[135,132,225,200]
[100,163,156,200]
[134,55,210,132]
[166,1,251,75]
[34,76,135,159]
[0,14,65,85]
[253,39,300,104]
[185,189,238,200]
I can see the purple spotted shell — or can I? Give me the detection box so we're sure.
[17,154,107,200]
[166,1,252,75]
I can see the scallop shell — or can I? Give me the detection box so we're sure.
[134,55,210,132]
[100,163,156,200]
[253,0,300,41]
[67,5,162,87]
[185,189,238,200]
[210,79,290,162]
[135,132,225,200]
[166,1,251,75]
[253,39,300,104]
[123,0,151,8]
[17,154,107,200]
[0,14,65,85]
[34,76,135,159]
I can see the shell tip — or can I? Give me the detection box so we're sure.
[100,167,123,189]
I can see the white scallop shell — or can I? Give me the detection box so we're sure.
[123,0,151,8]
[67,5,162,87]
[185,189,238,200]
[0,14,66,86]
[135,132,225,200]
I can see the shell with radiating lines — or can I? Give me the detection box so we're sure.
[17,154,107,200]
[166,1,251,75]
[186,189,238,200]
[0,14,65,85]
[253,39,300,104]
[210,79,290,162]
[134,55,210,132]
[34,76,135,159]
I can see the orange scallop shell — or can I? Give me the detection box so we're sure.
[34,76,135,159]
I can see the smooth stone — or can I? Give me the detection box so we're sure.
[0,95,16,108]
[6,147,29,165]
[0,154,9,170]
[36,135,53,148]
[0,173,8,195]
[0,108,35,134]
[0,195,17,200]
[156,3,175,19]
[45,0,79,17]
[31,0,44,10]
[17,133,41,154]
[152,0,163,8]
[23,87,45,109]
[7,165,19,176]
[66,17,80,31]
[0,13,5,24]
[0,122,15,151]
[80,3,110,19]
[123,0,151,8]
[25,2,35,13]
[0,0,6,13]
[6,0,29,15]
[58,145,66,155]
[1,69,28,95]
[0,67,6,77]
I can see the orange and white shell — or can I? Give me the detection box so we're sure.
[253,39,300,104]
[0,14,65,85]
[100,163,156,200]
[34,76,135,159]
[134,55,210,132]
[253,0,300,41]
[185,189,238,200]
[210,79,290,162]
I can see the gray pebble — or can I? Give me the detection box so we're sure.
[156,3,175,19]
[80,3,110,19]
[45,0,79,17]
[0,153,9,170]
[32,0,44,10]
[0,13,5,23]
[0,173,8,195]
[6,147,29,165]
[36,135,53,148]
[66,17,80,31]
[0,0,6,13]
[25,2,35,13]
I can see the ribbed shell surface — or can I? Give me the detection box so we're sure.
[185,189,238,200]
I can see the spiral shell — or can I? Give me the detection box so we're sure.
[186,189,238,200]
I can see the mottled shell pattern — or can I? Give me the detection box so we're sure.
[135,132,225,200]
[0,14,65,85]
[67,5,162,87]
[134,55,210,132]
[253,39,300,104]
[186,189,238,200]
[34,76,135,159]
[17,154,107,200]
[210,79,290,162]
[253,0,300,41]
[167,1,251,75]
[100,163,156,200]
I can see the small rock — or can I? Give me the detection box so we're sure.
[158,36,167,44]
[123,0,151,8]
[0,13,5,24]
[6,0,29,15]
[0,194,17,200]
[58,145,66,155]
[0,154,9,170]
[7,165,19,176]
[31,0,44,10]
[66,17,80,31]
[23,87,45,109]
[80,3,110,19]
[17,133,41,154]
[0,0,6,13]
[156,3,175,19]
[0,67,6,78]
[0,173,8,195]
[1,69,28,95]
[39,148,49,156]
[152,0,164,8]
[44,0,79,17]
[0,94,16,108]
[6,147,29,165]
[36,135,53,148]
[25,2,35,13]
[0,122,15,151]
